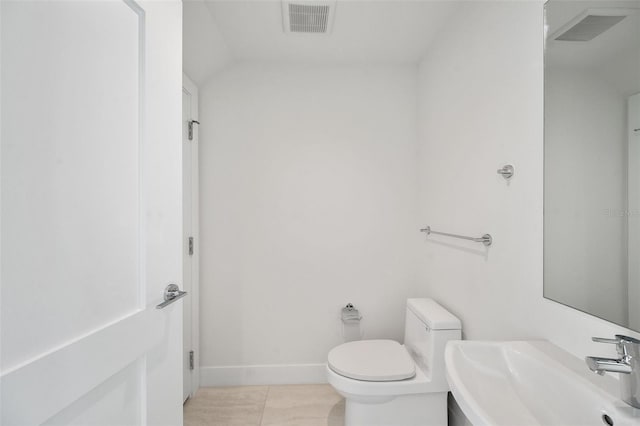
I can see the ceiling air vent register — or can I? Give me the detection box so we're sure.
[282,1,336,34]
[551,8,635,41]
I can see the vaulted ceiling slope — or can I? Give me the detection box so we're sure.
[184,0,459,85]
[183,0,234,86]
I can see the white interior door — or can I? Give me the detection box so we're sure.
[182,74,200,402]
[0,1,183,425]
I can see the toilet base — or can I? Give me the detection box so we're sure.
[344,391,447,426]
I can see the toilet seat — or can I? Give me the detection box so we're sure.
[327,339,416,382]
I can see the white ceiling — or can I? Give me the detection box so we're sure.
[202,0,458,65]
[184,1,234,85]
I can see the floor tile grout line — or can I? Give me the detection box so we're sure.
[258,385,270,426]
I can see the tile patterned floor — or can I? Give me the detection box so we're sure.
[184,384,345,426]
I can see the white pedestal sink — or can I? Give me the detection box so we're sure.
[445,341,640,426]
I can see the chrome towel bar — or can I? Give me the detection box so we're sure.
[420,226,492,247]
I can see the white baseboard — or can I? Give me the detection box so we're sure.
[200,363,328,387]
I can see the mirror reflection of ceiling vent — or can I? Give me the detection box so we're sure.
[282,1,336,34]
[552,8,635,41]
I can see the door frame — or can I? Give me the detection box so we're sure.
[183,72,200,398]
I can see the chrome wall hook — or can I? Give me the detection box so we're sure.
[188,120,200,141]
[497,164,514,180]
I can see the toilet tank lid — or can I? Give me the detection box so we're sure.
[407,298,461,330]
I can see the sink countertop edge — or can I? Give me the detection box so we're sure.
[444,340,627,426]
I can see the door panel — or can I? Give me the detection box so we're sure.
[43,361,143,426]
[2,310,161,425]
[1,0,142,371]
[0,1,183,425]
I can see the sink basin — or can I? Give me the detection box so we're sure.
[445,341,640,426]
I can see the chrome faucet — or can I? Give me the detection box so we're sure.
[586,334,640,408]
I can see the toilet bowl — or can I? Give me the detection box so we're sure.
[326,298,461,426]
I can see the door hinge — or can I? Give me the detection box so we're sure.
[188,237,194,256]
[189,350,195,370]
[188,120,200,141]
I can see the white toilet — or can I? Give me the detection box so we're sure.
[326,298,461,426]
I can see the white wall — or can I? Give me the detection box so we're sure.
[416,0,640,363]
[199,63,421,384]
[195,0,640,387]
[545,66,628,325]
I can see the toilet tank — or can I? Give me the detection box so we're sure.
[403,299,461,391]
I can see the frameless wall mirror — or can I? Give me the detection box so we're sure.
[544,0,640,331]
